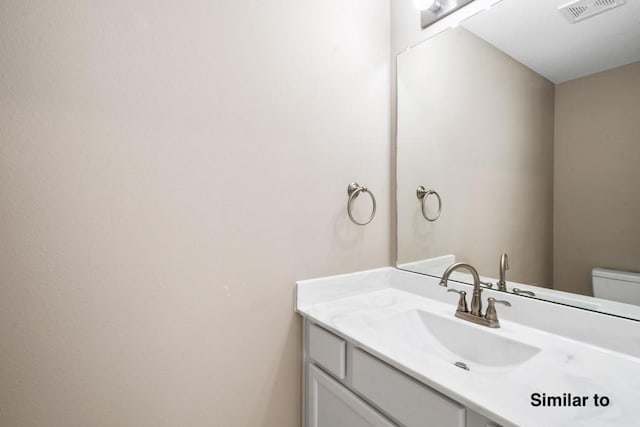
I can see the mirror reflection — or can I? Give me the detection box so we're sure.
[396,0,640,319]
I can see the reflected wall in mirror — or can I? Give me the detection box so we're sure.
[396,0,640,319]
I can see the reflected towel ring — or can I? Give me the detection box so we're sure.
[347,182,376,226]
[416,186,442,221]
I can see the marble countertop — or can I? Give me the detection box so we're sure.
[296,267,640,427]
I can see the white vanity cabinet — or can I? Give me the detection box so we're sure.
[303,320,501,427]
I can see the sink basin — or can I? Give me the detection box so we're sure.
[371,309,541,370]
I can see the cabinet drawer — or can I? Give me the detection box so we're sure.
[309,323,346,379]
[352,349,465,427]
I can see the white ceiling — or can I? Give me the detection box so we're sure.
[462,0,640,83]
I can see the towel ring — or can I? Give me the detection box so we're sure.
[347,182,376,226]
[416,186,442,221]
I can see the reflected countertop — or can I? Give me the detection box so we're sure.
[398,256,640,321]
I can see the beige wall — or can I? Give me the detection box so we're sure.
[0,1,390,426]
[554,62,640,295]
[396,27,555,286]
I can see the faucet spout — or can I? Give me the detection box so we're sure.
[439,262,482,316]
[440,262,511,328]
[497,253,509,291]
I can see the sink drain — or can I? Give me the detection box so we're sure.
[453,361,469,371]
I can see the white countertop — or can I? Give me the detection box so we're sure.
[296,267,640,427]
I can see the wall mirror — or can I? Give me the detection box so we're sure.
[396,0,640,320]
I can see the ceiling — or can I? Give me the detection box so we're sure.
[462,0,640,83]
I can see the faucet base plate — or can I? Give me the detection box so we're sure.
[455,311,500,328]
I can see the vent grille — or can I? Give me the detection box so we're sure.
[559,0,626,23]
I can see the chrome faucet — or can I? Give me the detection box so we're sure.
[497,253,509,291]
[440,262,511,328]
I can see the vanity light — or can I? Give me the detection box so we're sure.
[414,0,442,12]
[418,0,475,29]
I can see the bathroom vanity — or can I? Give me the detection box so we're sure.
[296,268,640,427]
[303,323,495,427]
[302,316,497,427]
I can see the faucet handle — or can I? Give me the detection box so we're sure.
[488,297,511,307]
[485,297,511,323]
[480,280,494,289]
[512,287,535,297]
[447,289,469,313]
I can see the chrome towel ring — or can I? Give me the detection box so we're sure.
[347,182,376,226]
[416,186,442,221]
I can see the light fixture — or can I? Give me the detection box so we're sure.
[418,0,475,29]
[414,0,442,12]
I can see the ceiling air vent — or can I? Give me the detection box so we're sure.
[559,0,626,23]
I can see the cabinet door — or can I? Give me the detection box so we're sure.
[308,364,395,427]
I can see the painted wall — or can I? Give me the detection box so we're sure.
[396,27,555,286]
[0,1,390,425]
[554,62,640,295]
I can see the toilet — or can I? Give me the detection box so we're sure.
[592,268,640,305]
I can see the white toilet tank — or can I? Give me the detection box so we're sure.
[592,268,640,305]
